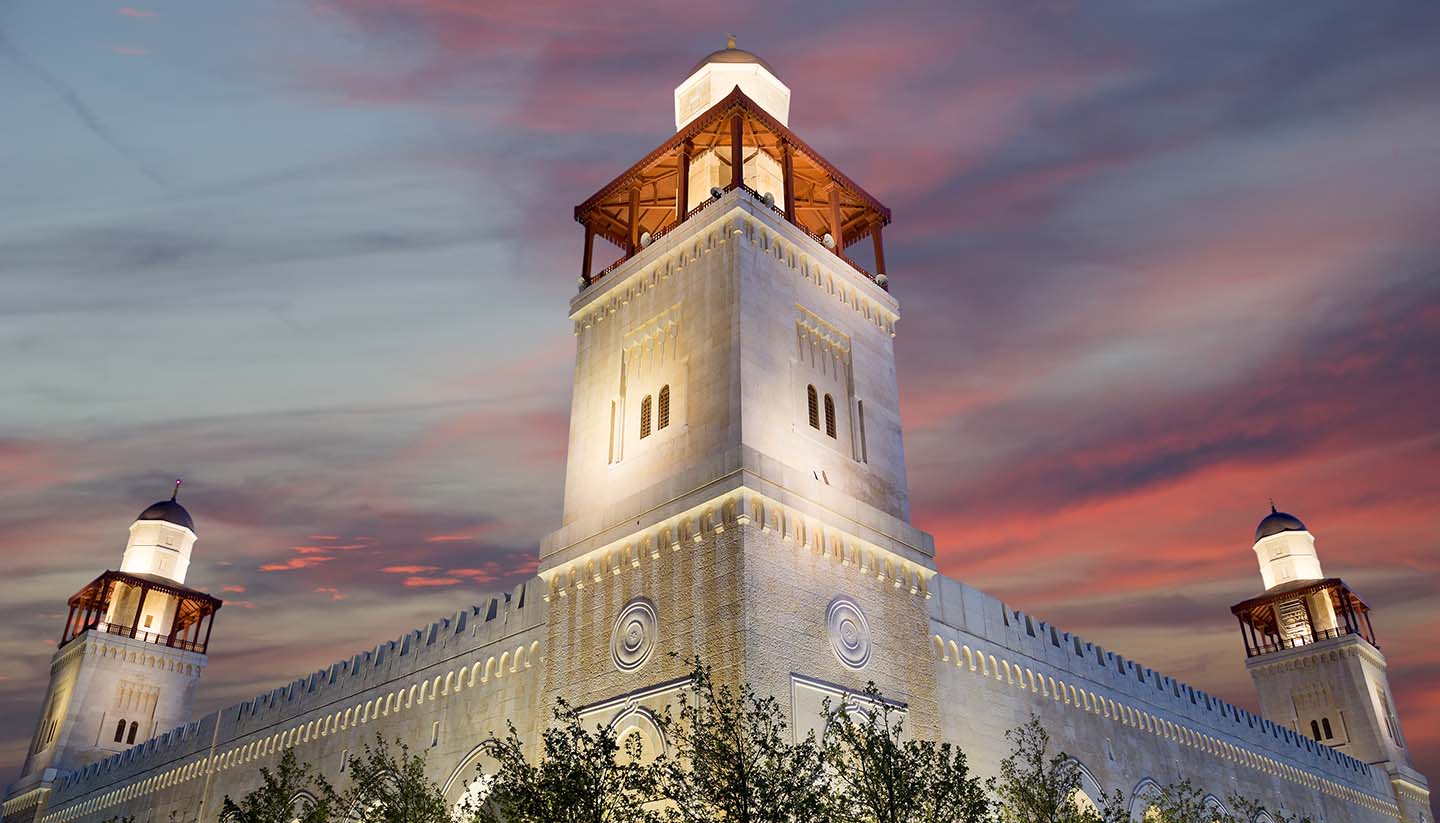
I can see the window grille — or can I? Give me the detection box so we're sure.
[640,395,652,438]
[658,385,670,429]
[824,394,837,438]
[807,385,819,429]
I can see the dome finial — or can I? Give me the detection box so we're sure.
[172,477,182,501]
[1268,497,1276,514]
[727,33,736,49]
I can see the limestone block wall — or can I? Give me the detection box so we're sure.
[35,582,546,823]
[928,575,1401,822]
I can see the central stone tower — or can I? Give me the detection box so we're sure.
[538,40,940,747]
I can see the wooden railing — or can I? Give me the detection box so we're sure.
[588,184,882,287]
[65,622,207,653]
[1246,625,1370,658]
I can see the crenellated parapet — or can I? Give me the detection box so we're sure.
[928,575,1399,818]
[40,580,545,821]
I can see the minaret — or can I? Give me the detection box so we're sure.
[542,38,938,743]
[3,485,222,823]
[1231,506,1430,822]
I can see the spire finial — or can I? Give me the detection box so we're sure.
[727,33,736,49]
[172,478,182,501]
[1268,497,1276,514]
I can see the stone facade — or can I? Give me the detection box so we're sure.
[4,50,1431,823]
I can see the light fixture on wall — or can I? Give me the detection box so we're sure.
[762,192,775,208]
[639,231,652,248]
[710,186,725,200]
[821,233,835,249]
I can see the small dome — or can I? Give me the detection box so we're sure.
[686,39,776,78]
[1255,506,1305,542]
[137,499,195,533]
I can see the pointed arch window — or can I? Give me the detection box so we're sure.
[127,721,138,744]
[824,394,837,438]
[807,385,819,429]
[658,385,670,430]
[114,719,127,743]
[640,395,652,439]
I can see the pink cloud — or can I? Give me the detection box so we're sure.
[312,586,346,601]
[259,556,335,571]
[402,576,462,587]
[425,533,474,543]
[381,564,439,574]
[222,585,246,593]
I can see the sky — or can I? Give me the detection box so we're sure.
[1,0,1437,810]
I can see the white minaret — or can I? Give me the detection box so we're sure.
[1232,506,1430,823]
[3,486,221,823]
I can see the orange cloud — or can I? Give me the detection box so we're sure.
[402,576,461,587]
[259,556,334,571]
[381,564,439,574]
[313,586,346,601]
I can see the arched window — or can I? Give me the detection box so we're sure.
[1309,720,1321,740]
[114,719,127,743]
[127,721,139,744]
[1321,717,1334,739]
[640,395,652,438]
[657,385,670,430]
[807,385,819,429]
[824,394,837,438]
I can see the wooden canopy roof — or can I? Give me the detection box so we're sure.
[574,87,891,267]
[1229,577,1369,618]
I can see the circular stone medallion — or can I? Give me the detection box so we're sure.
[826,595,872,670]
[611,597,659,672]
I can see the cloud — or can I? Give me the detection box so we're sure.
[312,586,345,601]
[401,576,461,587]
[381,565,439,574]
[222,585,246,593]
[259,556,335,571]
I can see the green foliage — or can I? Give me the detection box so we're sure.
[218,749,336,823]
[652,657,829,823]
[1141,780,1314,823]
[989,718,1126,823]
[821,683,990,823]
[473,698,661,823]
[334,735,451,823]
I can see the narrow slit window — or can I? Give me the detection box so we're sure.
[807,385,819,429]
[114,719,127,743]
[824,394,836,438]
[127,721,139,744]
[1310,720,1321,740]
[857,400,867,462]
[1322,717,1333,739]
[658,385,670,430]
[640,395,652,438]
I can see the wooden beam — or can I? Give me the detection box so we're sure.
[782,141,795,222]
[627,188,640,254]
[581,222,595,285]
[677,140,691,220]
[871,221,886,275]
[828,184,845,250]
[730,113,744,190]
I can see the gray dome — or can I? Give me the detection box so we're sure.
[1255,506,1304,542]
[687,43,776,78]
[137,499,195,533]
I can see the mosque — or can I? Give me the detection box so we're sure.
[2,41,1430,823]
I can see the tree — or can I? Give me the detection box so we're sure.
[990,718,1126,823]
[472,698,661,823]
[218,748,336,823]
[1142,780,1314,823]
[652,658,830,823]
[821,683,990,823]
[334,734,451,823]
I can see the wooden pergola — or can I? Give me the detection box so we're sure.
[60,570,222,654]
[574,87,891,286]
[1230,578,1375,658]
